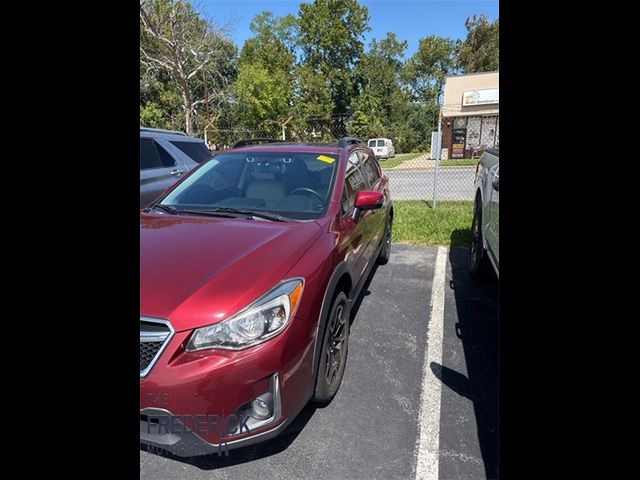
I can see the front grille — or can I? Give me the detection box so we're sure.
[140,342,164,371]
[140,318,173,377]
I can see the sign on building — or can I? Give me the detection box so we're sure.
[462,88,499,106]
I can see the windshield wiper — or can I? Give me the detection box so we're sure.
[180,207,290,222]
[146,203,179,215]
[173,208,243,219]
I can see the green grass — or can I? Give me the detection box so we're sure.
[380,152,424,169]
[392,200,474,246]
[439,158,478,167]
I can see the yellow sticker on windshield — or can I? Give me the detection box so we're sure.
[316,155,335,164]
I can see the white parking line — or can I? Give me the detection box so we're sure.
[414,246,448,480]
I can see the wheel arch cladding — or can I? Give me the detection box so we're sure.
[311,263,352,377]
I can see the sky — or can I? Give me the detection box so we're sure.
[200,0,499,59]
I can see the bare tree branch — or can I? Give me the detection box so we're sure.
[140,45,174,72]
[186,53,214,80]
[140,6,174,50]
[140,0,234,135]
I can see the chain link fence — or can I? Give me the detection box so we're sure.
[205,120,479,207]
[379,135,480,206]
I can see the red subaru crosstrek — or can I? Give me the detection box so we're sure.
[140,137,392,456]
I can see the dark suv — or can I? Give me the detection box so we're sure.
[140,137,393,456]
[140,127,212,208]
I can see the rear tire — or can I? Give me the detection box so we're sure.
[469,201,490,278]
[312,291,350,404]
[378,215,392,265]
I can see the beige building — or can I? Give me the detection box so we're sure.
[441,71,499,159]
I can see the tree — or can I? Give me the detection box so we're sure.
[290,66,333,140]
[231,11,298,135]
[232,64,291,134]
[403,35,457,103]
[353,33,408,126]
[298,0,370,124]
[140,75,185,130]
[457,14,499,73]
[139,0,236,135]
[348,91,385,139]
[242,11,298,69]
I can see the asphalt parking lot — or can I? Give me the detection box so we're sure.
[140,244,499,480]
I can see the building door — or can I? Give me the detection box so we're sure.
[452,117,467,158]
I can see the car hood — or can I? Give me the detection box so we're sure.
[140,213,322,332]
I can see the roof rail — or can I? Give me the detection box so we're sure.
[140,127,188,137]
[337,137,363,148]
[229,138,284,149]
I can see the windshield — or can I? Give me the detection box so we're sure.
[160,151,338,220]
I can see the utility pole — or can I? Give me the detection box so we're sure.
[281,116,293,141]
[432,88,443,209]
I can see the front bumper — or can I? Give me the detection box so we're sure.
[140,407,294,457]
[141,373,292,457]
[140,315,316,456]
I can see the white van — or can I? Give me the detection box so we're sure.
[367,138,396,159]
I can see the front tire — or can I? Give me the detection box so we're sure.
[312,291,350,404]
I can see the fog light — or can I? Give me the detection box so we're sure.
[250,393,273,420]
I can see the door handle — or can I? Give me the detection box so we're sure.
[170,169,185,176]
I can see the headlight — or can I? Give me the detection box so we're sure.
[185,278,304,351]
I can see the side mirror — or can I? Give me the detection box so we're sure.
[354,190,384,210]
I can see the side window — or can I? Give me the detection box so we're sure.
[341,188,349,213]
[341,151,366,214]
[140,139,175,170]
[359,151,381,187]
[140,138,162,170]
[155,142,176,167]
[170,141,211,163]
[371,157,382,181]
[356,151,371,186]
[346,151,360,171]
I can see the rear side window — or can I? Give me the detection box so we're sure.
[368,140,376,147]
[359,153,381,187]
[377,140,385,147]
[140,139,175,170]
[170,141,211,163]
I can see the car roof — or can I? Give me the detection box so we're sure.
[222,143,348,155]
[140,128,204,143]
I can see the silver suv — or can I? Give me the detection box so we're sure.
[469,148,499,278]
[140,128,212,208]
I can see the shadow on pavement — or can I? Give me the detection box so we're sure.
[349,263,378,325]
[431,237,499,478]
